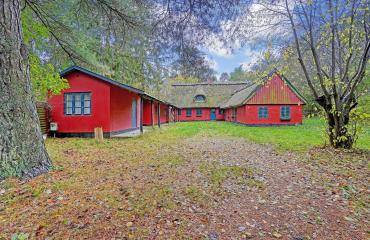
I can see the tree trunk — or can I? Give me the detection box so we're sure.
[0,0,51,180]
[319,99,354,149]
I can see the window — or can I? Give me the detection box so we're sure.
[196,109,203,116]
[219,109,224,115]
[65,92,91,115]
[178,109,182,115]
[280,106,291,120]
[186,109,192,117]
[258,106,268,119]
[194,95,206,102]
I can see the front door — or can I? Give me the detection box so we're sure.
[132,98,137,128]
[210,109,216,121]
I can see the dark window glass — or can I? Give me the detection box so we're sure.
[196,109,203,116]
[186,109,192,117]
[258,107,268,119]
[64,93,91,115]
[194,95,206,102]
[280,106,291,120]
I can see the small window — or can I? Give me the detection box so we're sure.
[178,109,182,115]
[64,92,91,115]
[280,106,291,120]
[219,109,224,115]
[186,109,192,117]
[196,109,203,116]
[258,107,268,119]
[194,95,206,102]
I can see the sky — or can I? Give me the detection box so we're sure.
[203,45,263,79]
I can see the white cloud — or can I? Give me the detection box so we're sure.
[204,35,233,58]
[205,56,218,70]
[240,47,263,71]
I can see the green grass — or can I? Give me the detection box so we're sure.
[166,118,370,152]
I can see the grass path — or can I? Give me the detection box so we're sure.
[0,121,368,239]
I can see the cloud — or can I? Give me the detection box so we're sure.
[204,36,233,58]
[205,56,218,70]
[240,47,263,71]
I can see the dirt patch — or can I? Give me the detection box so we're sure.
[0,135,368,239]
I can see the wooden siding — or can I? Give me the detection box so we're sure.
[36,102,49,134]
[247,74,304,105]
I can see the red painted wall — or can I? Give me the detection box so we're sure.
[177,108,224,121]
[48,72,111,133]
[225,105,303,125]
[110,85,141,132]
[48,71,141,134]
[159,103,169,123]
[247,74,304,105]
[143,99,153,125]
[143,100,169,125]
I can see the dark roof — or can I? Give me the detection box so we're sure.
[60,65,144,94]
[221,84,258,108]
[142,93,178,107]
[168,82,250,108]
[172,82,251,86]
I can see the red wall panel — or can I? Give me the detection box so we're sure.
[110,85,141,132]
[48,72,111,133]
[159,103,169,123]
[143,100,169,125]
[247,74,304,105]
[225,105,303,125]
[177,108,225,121]
[143,99,153,125]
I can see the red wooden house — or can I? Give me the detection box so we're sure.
[168,82,250,121]
[221,71,306,125]
[48,66,174,137]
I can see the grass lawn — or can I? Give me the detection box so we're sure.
[168,118,370,152]
[0,118,369,239]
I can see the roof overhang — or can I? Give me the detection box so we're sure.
[60,65,145,94]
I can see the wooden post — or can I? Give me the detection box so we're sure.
[151,100,154,128]
[167,106,170,124]
[140,97,143,134]
[157,102,161,128]
[94,127,103,142]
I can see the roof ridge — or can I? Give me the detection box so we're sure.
[229,83,256,97]
[172,81,249,86]
[60,65,144,94]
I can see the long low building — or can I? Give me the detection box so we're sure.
[47,66,306,137]
[168,70,306,125]
[48,66,176,137]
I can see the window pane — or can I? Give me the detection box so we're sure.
[84,93,91,101]
[84,107,91,114]
[84,100,91,108]
[281,106,290,119]
[66,107,72,114]
[195,95,205,102]
[75,100,81,108]
[75,107,82,114]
